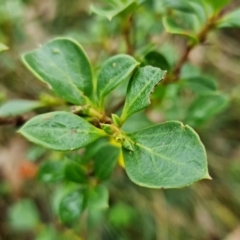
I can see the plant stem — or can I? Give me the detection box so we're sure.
[123,15,134,55]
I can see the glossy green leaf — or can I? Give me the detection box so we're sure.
[204,0,229,11]
[122,121,210,188]
[181,76,217,94]
[8,199,40,230]
[64,161,88,183]
[185,93,229,127]
[59,190,85,223]
[19,111,106,151]
[121,66,166,122]
[87,185,109,210]
[0,99,43,117]
[38,161,65,183]
[217,9,240,28]
[90,0,137,20]
[93,144,120,181]
[22,38,93,105]
[0,43,8,52]
[162,17,197,41]
[97,54,139,104]
[144,51,171,71]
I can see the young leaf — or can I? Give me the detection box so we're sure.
[181,76,217,95]
[59,190,85,223]
[22,38,93,105]
[93,144,120,181]
[217,9,240,28]
[87,185,109,210]
[18,111,106,151]
[0,99,43,117]
[64,161,88,183]
[121,66,166,122]
[90,0,137,21]
[97,54,139,105]
[185,93,229,127]
[0,43,8,52]
[122,121,210,188]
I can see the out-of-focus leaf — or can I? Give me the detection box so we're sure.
[217,9,240,28]
[38,160,65,183]
[59,190,85,224]
[97,54,139,105]
[27,146,46,162]
[108,203,136,227]
[161,0,194,13]
[90,0,138,21]
[181,76,217,94]
[87,185,109,210]
[19,112,106,151]
[8,199,40,231]
[0,100,43,117]
[64,161,88,183]
[121,66,166,122]
[0,43,8,52]
[162,16,197,41]
[93,144,120,181]
[35,226,58,240]
[185,93,229,127]
[180,63,201,79]
[144,51,171,71]
[22,38,93,104]
[204,0,229,11]
[122,121,210,188]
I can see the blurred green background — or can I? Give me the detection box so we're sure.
[0,0,240,239]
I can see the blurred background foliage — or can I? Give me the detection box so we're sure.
[0,0,240,239]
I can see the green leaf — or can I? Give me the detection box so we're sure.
[93,144,120,181]
[181,76,217,94]
[0,43,8,52]
[0,100,43,117]
[185,93,229,127]
[59,190,85,223]
[38,160,65,183]
[64,161,88,183]
[144,51,171,71]
[217,9,240,28]
[204,0,229,11]
[108,203,136,227]
[161,0,194,13]
[97,54,139,105]
[122,121,210,188]
[87,185,109,210]
[8,199,40,231]
[22,38,93,105]
[19,111,106,151]
[90,0,138,21]
[121,66,166,122]
[162,16,197,41]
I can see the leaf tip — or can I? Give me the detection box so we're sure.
[204,172,212,180]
